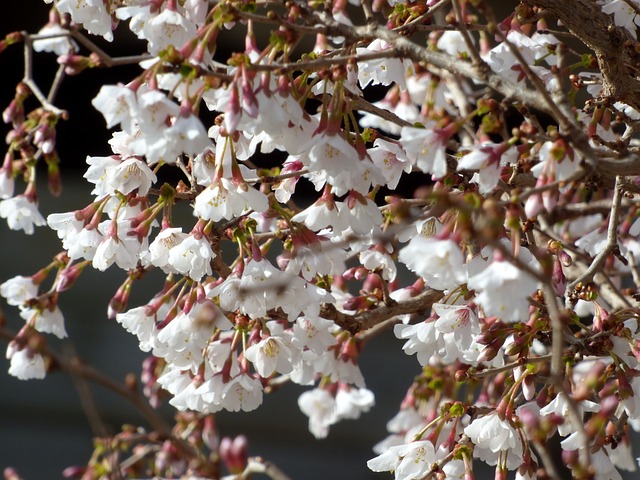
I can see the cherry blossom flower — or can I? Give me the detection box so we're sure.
[337,193,383,237]
[356,39,414,89]
[156,300,230,373]
[116,306,159,353]
[167,233,216,281]
[92,85,139,132]
[193,177,269,222]
[298,388,338,439]
[367,139,412,190]
[291,195,346,233]
[143,227,188,273]
[463,412,524,469]
[284,240,347,282]
[359,94,420,136]
[20,304,67,339]
[467,251,539,322]
[56,0,114,41]
[400,125,454,179]
[457,142,515,194]
[432,303,482,363]
[359,247,397,281]
[245,322,296,377]
[398,236,467,290]
[368,440,437,479]
[0,276,38,306]
[394,320,441,366]
[292,316,338,354]
[33,23,77,55]
[92,220,141,272]
[302,134,383,196]
[0,195,46,234]
[109,157,157,196]
[482,31,556,84]
[436,31,469,56]
[142,9,197,55]
[66,227,104,262]
[335,386,375,420]
[539,393,600,436]
[602,0,640,39]
[219,373,263,412]
[7,346,46,380]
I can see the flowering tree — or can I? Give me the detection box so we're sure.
[4,0,640,478]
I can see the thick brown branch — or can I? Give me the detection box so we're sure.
[320,288,443,334]
[525,0,640,110]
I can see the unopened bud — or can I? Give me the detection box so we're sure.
[220,435,249,474]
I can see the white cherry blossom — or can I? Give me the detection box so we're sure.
[0,276,38,306]
[464,412,524,469]
[167,233,216,281]
[398,236,467,290]
[7,347,46,380]
[0,195,46,235]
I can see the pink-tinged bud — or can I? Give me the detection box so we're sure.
[632,340,640,362]
[57,54,92,75]
[45,153,62,196]
[241,78,258,118]
[493,466,507,480]
[524,192,543,219]
[558,249,572,267]
[108,277,133,319]
[542,188,557,213]
[362,273,383,293]
[342,267,357,280]
[552,257,566,296]
[34,124,56,155]
[220,435,248,474]
[519,406,540,431]
[599,394,619,416]
[342,296,371,311]
[3,468,24,480]
[61,466,86,478]
[562,448,579,467]
[202,415,219,451]
[522,375,535,401]
[224,83,242,134]
[340,337,360,362]
[56,261,88,292]
[3,98,25,125]
[354,267,368,281]
[477,344,499,363]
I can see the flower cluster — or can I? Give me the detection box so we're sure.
[3,0,640,478]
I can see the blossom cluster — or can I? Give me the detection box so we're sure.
[2,0,640,478]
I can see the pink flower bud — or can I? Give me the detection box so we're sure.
[524,192,543,219]
[224,83,242,134]
[56,261,88,292]
[57,54,91,75]
[220,435,248,474]
[108,277,133,319]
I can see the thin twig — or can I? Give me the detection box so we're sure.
[450,0,484,67]
[471,355,552,379]
[542,283,592,468]
[238,457,292,480]
[567,176,624,294]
